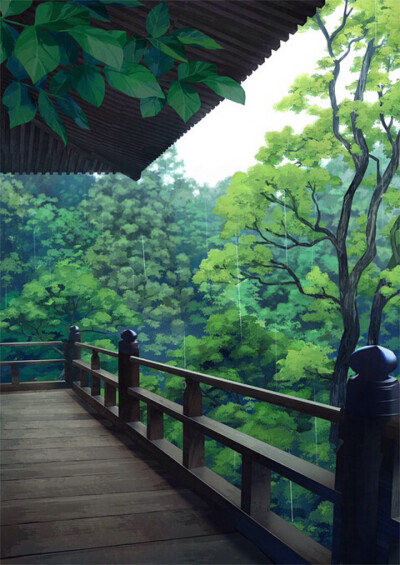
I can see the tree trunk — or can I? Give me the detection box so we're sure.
[367,279,386,345]
[329,295,360,443]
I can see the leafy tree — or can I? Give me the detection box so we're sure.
[0,175,34,297]
[195,0,400,409]
[0,259,133,341]
[84,148,224,357]
[1,0,245,144]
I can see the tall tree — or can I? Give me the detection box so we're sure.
[195,0,400,409]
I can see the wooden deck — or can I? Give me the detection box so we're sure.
[1,389,272,564]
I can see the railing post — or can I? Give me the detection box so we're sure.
[118,329,139,423]
[147,405,163,440]
[241,454,271,523]
[91,350,101,396]
[332,345,399,564]
[63,325,80,386]
[11,364,19,386]
[183,377,204,468]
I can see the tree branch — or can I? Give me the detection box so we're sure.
[350,130,400,287]
[251,221,328,250]
[270,259,341,305]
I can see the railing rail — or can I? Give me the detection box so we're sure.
[0,341,63,346]
[75,343,118,357]
[0,341,66,390]
[130,356,341,423]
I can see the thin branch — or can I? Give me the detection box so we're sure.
[307,183,322,227]
[337,35,364,63]
[270,259,341,305]
[251,221,327,250]
[378,91,394,145]
[330,0,352,46]
[369,153,382,184]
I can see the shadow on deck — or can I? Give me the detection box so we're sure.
[1,389,272,564]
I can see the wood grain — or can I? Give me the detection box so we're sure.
[1,389,271,564]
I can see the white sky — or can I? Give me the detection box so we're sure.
[175,25,326,185]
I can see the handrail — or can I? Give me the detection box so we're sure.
[75,343,118,358]
[0,341,63,346]
[130,356,341,423]
[0,359,64,365]
[0,340,65,390]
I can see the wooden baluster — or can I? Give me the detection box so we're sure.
[11,364,19,386]
[80,368,89,387]
[105,383,117,407]
[331,345,399,565]
[183,378,204,469]
[241,454,271,523]
[147,405,163,440]
[118,329,140,422]
[91,350,101,396]
[63,325,81,385]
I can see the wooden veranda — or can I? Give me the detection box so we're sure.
[1,388,270,564]
[1,332,399,564]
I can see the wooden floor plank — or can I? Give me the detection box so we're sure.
[1,435,123,451]
[0,533,271,564]
[1,471,176,501]
[1,458,159,481]
[1,416,103,429]
[2,508,234,557]
[1,427,110,440]
[1,445,139,465]
[2,489,210,526]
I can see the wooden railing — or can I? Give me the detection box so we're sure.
[2,328,399,564]
[0,341,66,390]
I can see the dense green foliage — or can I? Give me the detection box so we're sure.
[1,0,399,549]
[0,0,245,143]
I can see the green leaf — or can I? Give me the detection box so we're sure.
[149,37,187,62]
[140,96,164,118]
[143,46,173,76]
[167,81,200,122]
[177,60,217,82]
[68,26,126,69]
[2,81,36,127]
[124,36,147,63]
[35,2,89,31]
[71,64,105,106]
[14,27,60,83]
[176,28,222,49]
[99,0,142,5]
[0,0,32,16]
[52,32,78,65]
[7,54,28,79]
[146,2,169,38]
[56,95,90,130]
[70,1,110,22]
[38,90,67,144]
[49,69,72,95]
[200,75,245,104]
[104,62,165,98]
[0,22,15,64]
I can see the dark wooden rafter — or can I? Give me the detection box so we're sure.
[0,0,324,180]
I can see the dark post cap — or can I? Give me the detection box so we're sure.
[346,345,399,417]
[68,325,80,340]
[121,329,137,342]
[119,329,139,355]
[350,345,397,380]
